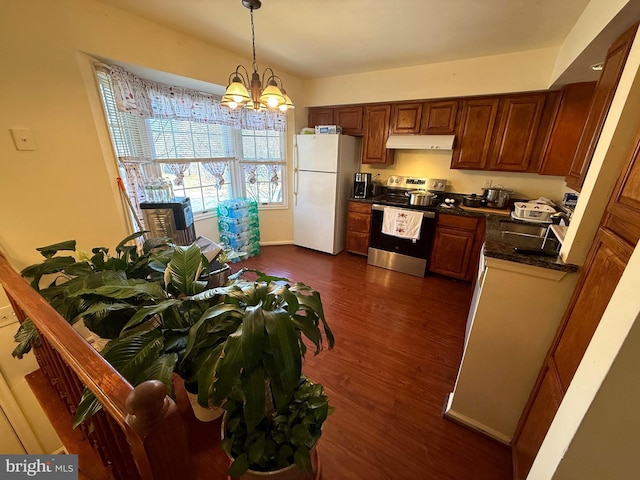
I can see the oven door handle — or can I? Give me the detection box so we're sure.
[372,204,436,218]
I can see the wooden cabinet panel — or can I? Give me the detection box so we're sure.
[429,214,484,281]
[308,108,334,129]
[451,98,499,170]
[362,105,395,165]
[604,130,640,245]
[348,201,373,214]
[512,363,563,480]
[308,107,363,135]
[346,201,372,256]
[347,212,371,233]
[488,93,547,172]
[538,82,596,176]
[552,229,630,390]
[566,23,637,191]
[390,103,423,134]
[421,100,458,134]
[334,106,363,135]
[429,228,475,279]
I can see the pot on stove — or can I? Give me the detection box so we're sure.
[405,190,435,206]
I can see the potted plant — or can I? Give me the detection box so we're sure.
[183,269,334,478]
[12,235,237,424]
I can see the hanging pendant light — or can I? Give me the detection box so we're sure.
[221,0,294,112]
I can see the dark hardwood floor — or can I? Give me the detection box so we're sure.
[235,245,513,480]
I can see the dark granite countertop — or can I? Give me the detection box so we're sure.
[482,215,578,272]
[350,196,578,273]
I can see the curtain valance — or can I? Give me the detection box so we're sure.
[106,64,286,132]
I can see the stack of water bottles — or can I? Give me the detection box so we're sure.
[217,198,260,260]
[144,178,175,202]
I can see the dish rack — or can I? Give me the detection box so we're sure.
[512,202,556,221]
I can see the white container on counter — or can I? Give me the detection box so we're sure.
[512,202,556,221]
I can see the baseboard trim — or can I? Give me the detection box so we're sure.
[259,241,294,246]
[442,392,512,446]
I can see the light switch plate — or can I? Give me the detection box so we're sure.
[10,128,37,151]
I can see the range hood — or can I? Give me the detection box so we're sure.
[385,134,455,150]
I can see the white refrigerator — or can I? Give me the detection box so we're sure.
[293,134,360,254]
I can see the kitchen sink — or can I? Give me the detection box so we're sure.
[499,221,548,238]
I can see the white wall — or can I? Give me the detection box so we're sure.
[304,47,559,107]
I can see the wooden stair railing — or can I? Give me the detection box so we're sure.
[0,251,194,480]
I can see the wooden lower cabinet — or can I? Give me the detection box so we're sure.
[429,214,485,281]
[346,201,372,256]
[512,362,563,479]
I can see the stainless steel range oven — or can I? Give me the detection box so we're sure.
[368,204,436,276]
[367,176,445,277]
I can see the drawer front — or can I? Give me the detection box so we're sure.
[348,212,372,233]
[348,201,373,214]
[346,231,370,256]
[437,213,480,231]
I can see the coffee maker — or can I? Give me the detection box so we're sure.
[353,172,372,198]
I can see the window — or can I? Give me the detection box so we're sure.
[96,69,286,216]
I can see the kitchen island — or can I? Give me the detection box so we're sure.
[443,212,579,444]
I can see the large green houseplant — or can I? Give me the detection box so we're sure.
[13,235,234,423]
[183,270,334,477]
[14,235,335,477]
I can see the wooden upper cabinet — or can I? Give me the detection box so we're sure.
[488,93,547,172]
[451,98,499,170]
[308,108,334,129]
[390,103,423,134]
[421,100,458,134]
[362,105,395,165]
[537,82,597,176]
[566,23,638,191]
[334,106,363,135]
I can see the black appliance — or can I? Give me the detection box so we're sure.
[140,197,196,245]
[353,172,372,199]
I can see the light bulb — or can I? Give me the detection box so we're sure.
[232,95,244,103]
[229,101,238,109]
[267,97,279,108]
[279,104,288,112]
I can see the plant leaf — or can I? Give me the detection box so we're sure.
[242,304,265,371]
[12,319,40,359]
[137,353,178,395]
[166,244,206,296]
[101,330,164,382]
[227,453,249,477]
[115,231,146,253]
[264,308,301,399]
[73,387,102,428]
[242,364,266,432]
[36,240,76,258]
[70,281,166,300]
[211,325,244,405]
[21,256,77,289]
[293,446,313,474]
[120,300,181,332]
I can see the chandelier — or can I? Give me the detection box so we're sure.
[221,0,294,112]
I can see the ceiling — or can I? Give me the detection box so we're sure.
[97,0,596,79]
